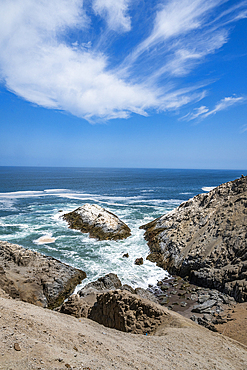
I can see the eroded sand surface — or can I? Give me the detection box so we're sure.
[0,296,247,370]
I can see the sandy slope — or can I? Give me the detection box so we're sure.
[0,296,247,370]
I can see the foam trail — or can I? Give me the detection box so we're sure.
[202,186,216,192]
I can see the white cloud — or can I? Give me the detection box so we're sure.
[128,0,225,64]
[92,0,131,32]
[184,96,245,121]
[0,0,246,121]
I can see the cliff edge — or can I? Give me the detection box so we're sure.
[140,176,247,302]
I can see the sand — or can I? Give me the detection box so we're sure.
[0,296,247,370]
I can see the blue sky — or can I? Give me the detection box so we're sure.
[0,0,247,169]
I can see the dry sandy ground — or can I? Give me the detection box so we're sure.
[0,296,247,370]
[215,302,247,346]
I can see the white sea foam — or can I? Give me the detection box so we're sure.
[0,187,174,289]
[44,189,69,193]
[0,191,45,198]
[202,186,216,192]
[0,199,17,211]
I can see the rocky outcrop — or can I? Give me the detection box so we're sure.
[89,289,186,334]
[63,204,131,240]
[0,240,86,308]
[59,273,159,318]
[60,288,193,334]
[140,176,247,302]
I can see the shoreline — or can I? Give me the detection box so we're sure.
[1,236,247,347]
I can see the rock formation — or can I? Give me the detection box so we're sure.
[140,176,247,302]
[0,240,86,308]
[59,273,159,319]
[60,288,193,335]
[89,289,193,334]
[63,203,131,240]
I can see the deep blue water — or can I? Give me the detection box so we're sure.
[0,167,245,289]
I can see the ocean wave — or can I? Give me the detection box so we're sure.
[202,186,216,192]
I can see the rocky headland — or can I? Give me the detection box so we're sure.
[0,240,86,309]
[140,175,247,302]
[63,203,131,240]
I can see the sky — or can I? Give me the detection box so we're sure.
[0,0,247,169]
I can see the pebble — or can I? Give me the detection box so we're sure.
[14,343,21,351]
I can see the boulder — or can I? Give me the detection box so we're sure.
[135,257,144,265]
[63,204,131,240]
[0,240,86,308]
[140,176,247,302]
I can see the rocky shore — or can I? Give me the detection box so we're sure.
[0,175,247,368]
[0,240,86,309]
[63,203,131,240]
[140,175,247,302]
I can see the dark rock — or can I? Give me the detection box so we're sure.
[134,287,159,304]
[192,300,217,313]
[0,240,86,309]
[120,284,135,294]
[198,294,211,303]
[122,253,129,258]
[63,204,131,241]
[197,317,218,332]
[135,257,144,265]
[140,176,247,302]
[78,273,122,296]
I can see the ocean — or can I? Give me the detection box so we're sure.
[0,167,245,291]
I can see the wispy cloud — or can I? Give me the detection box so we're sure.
[92,0,131,32]
[184,96,245,121]
[0,0,246,121]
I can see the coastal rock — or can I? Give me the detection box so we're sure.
[134,257,143,265]
[191,300,217,313]
[89,289,193,334]
[88,290,165,334]
[140,176,247,302]
[63,203,131,240]
[59,273,159,320]
[0,240,86,308]
[78,273,122,296]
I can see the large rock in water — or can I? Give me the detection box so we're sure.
[0,240,86,308]
[140,176,247,302]
[63,203,131,240]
